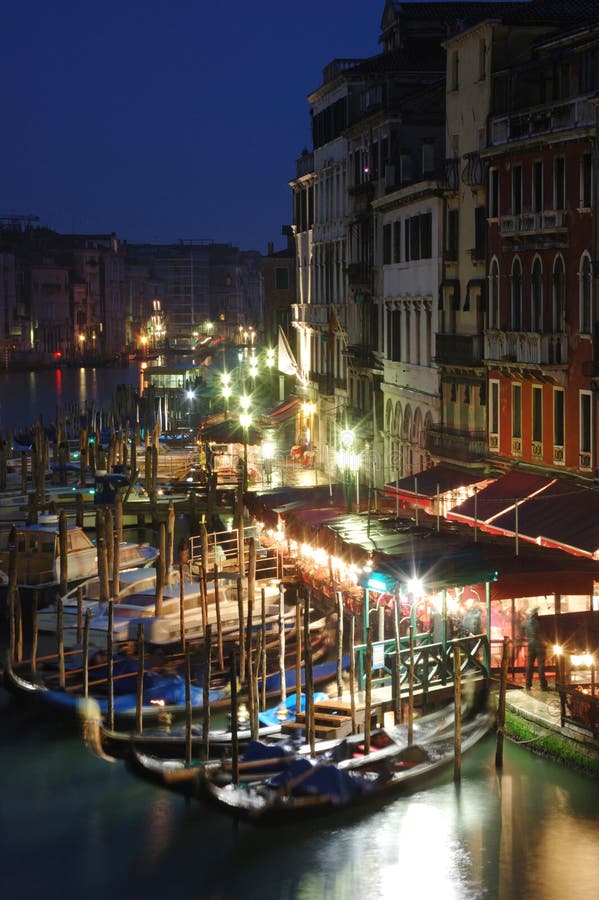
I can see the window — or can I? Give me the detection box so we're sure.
[383,224,392,265]
[489,168,499,218]
[512,165,522,215]
[532,161,543,213]
[474,206,486,260]
[532,385,543,444]
[581,153,592,208]
[393,221,401,263]
[511,257,523,331]
[512,383,522,439]
[553,256,566,332]
[531,257,543,331]
[489,259,499,329]
[554,158,565,210]
[580,391,592,460]
[580,254,592,334]
[275,267,289,290]
[489,380,500,450]
[405,212,432,261]
[553,388,565,450]
[422,142,435,174]
[447,209,459,261]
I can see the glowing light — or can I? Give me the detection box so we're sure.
[340,429,355,450]
[406,577,423,598]
[240,412,252,428]
[240,394,251,411]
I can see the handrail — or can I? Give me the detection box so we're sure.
[354,633,490,696]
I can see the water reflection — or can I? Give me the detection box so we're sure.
[1,702,598,900]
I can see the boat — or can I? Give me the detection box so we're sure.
[96,690,329,761]
[2,652,230,724]
[202,709,492,824]
[0,471,152,527]
[2,620,338,726]
[123,701,470,798]
[38,573,294,648]
[0,515,158,597]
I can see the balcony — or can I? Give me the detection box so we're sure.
[435,333,483,366]
[292,303,346,328]
[425,426,487,463]
[490,97,596,146]
[484,331,567,366]
[445,158,459,191]
[500,210,567,236]
[462,152,484,188]
[347,263,373,289]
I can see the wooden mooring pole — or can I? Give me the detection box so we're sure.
[454,646,462,782]
[495,637,510,769]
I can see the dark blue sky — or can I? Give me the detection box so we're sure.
[1,0,383,252]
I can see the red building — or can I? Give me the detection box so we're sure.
[483,23,599,476]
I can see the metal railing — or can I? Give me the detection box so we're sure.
[355,633,490,700]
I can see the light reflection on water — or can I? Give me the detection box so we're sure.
[1,709,597,900]
[0,367,140,431]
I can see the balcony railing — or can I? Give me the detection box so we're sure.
[292,303,346,328]
[425,426,488,463]
[347,263,373,288]
[484,331,567,366]
[435,333,483,366]
[490,97,596,146]
[499,210,567,235]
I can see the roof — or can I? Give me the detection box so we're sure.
[385,464,490,507]
[447,470,553,526]
[263,398,300,426]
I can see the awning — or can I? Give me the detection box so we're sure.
[488,478,599,558]
[200,418,263,446]
[385,464,491,509]
[447,470,599,559]
[264,397,300,425]
[447,470,553,527]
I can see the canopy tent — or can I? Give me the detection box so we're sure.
[446,470,599,559]
[263,397,300,426]
[446,470,553,527]
[485,478,599,559]
[384,464,491,510]
[199,418,263,446]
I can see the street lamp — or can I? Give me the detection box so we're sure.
[336,429,360,513]
[240,410,252,493]
[186,389,195,426]
[262,439,275,486]
[302,401,316,447]
[221,372,231,419]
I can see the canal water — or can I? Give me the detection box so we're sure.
[1,689,598,900]
[0,365,141,434]
[1,367,599,898]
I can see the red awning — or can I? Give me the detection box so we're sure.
[447,470,553,527]
[264,398,300,425]
[385,464,491,508]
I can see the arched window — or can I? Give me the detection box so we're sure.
[511,257,523,331]
[553,256,566,332]
[489,258,499,329]
[531,257,543,332]
[580,254,592,334]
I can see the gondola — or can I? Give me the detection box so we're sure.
[202,709,493,824]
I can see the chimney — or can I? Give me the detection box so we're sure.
[267,241,274,256]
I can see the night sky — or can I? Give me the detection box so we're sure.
[1,0,382,252]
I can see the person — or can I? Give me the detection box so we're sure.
[524,605,548,691]
[462,599,482,636]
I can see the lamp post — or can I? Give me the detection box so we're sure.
[265,347,275,401]
[240,410,252,493]
[221,372,231,419]
[262,439,275,486]
[336,428,360,513]
[186,389,195,427]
